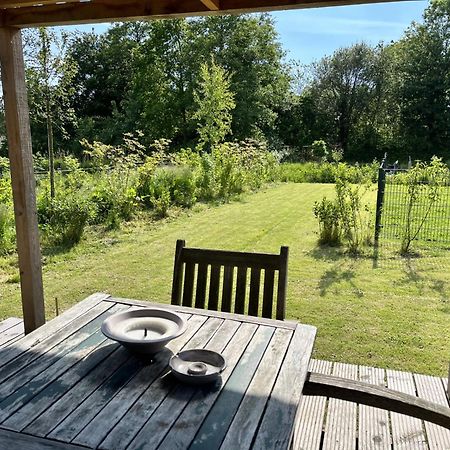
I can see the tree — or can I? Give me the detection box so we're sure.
[25,28,77,196]
[393,0,450,159]
[193,59,235,150]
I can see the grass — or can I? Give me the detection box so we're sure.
[0,183,449,376]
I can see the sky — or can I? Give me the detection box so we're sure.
[69,0,429,64]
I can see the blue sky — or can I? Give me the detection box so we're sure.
[69,1,428,64]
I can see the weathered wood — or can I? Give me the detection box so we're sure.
[234,266,247,314]
[70,315,208,448]
[171,239,185,306]
[387,369,427,448]
[171,240,288,320]
[98,317,226,450]
[248,267,261,316]
[322,362,358,450]
[252,324,316,449]
[292,359,332,450]
[1,0,410,29]
[0,300,112,386]
[0,317,22,334]
[182,261,195,307]
[414,373,450,448]
[157,322,258,450]
[0,302,117,401]
[4,341,125,431]
[304,372,450,430]
[208,264,221,310]
[110,296,297,330]
[0,428,87,449]
[0,321,25,347]
[358,365,391,449]
[0,27,44,334]
[126,319,241,450]
[195,263,208,308]
[219,328,292,450]
[262,268,275,319]
[221,266,234,313]
[189,325,275,449]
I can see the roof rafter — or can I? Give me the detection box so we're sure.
[0,0,410,28]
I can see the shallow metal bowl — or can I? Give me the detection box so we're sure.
[101,308,187,354]
[170,349,226,385]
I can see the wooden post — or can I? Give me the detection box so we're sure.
[0,27,45,333]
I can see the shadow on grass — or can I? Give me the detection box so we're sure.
[318,263,363,298]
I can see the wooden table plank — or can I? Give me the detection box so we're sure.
[0,317,23,334]
[0,303,123,411]
[358,365,391,449]
[0,428,87,449]
[219,327,292,450]
[0,292,110,370]
[4,341,127,431]
[98,317,226,450]
[292,359,332,450]
[46,315,207,447]
[251,324,316,449]
[0,300,112,387]
[0,325,112,423]
[187,325,275,450]
[156,322,258,450]
[0,321,25,347]
[126,319,242,450]
[414,373,450,449]
[387,369,428,449]
[109,296,297,330]
[322,362,358,450]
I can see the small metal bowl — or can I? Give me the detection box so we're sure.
[101,308,186,354]
[170,349,226,385]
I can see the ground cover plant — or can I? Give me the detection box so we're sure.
[0,183,448,376]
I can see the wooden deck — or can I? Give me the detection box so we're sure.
[0,316,448,449]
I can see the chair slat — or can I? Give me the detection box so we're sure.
[208,264,221,311]
[262,269,275,318]
[171,240,186,306]
[182,261,195,307]
[234,266,247,314]
[248,268,261,316]
[195,263,208,309]
[276,246,289,320]
[221,266,234,313]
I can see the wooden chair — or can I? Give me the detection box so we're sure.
[171,240,288,320]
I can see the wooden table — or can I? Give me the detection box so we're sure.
[0,293,316,449]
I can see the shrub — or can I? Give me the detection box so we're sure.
[313,198,341,246]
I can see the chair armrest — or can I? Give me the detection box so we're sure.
[303,371,450,429]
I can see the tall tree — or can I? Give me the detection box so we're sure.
[193,59,235,150]
[394,0,450,159]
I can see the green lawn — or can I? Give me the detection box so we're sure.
[0,183,449,375]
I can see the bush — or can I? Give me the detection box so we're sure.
[313,198,341,246]
[0,175,14,254]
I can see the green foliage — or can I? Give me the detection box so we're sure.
[312,163,374,253]
[194,59,236,151]
[398,157,449,254]
[0,176,14,254]
[310,140,328,161]
[313,198,341,246]
[279,162,378,184]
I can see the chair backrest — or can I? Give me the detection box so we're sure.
[171,240,288,320]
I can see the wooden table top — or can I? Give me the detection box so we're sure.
[0,293,316,450]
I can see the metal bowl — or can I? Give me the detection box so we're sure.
[170,349,226,385]
[101,308,187,354]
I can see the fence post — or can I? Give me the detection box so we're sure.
[374,165,386,245]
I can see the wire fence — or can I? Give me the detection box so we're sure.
[375,166,450,252]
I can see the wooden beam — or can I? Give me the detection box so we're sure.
[201,0,220,10]
[303,372,450,430]
[1,0,412,28]
[0,27,45,334]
